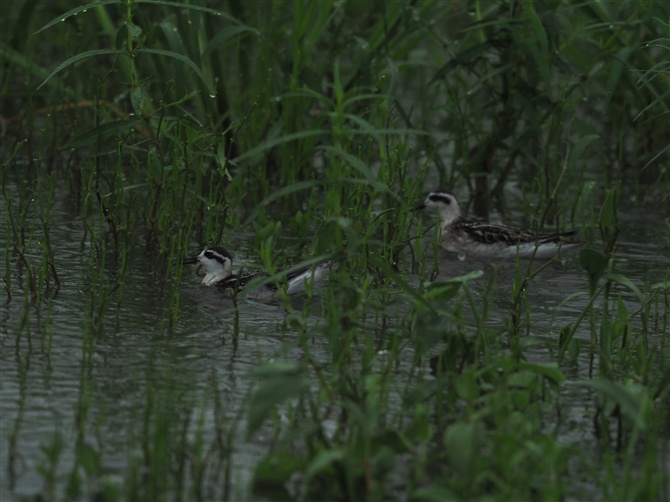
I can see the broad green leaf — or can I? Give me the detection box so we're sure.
[579,248,608,293]
[443,421,484,478]
[651,280,670,291]
[372,446,396,479]
[518,362,566,386]
[304,449,344,479]
[251,452,303,500]
[598,188,619,230]
[247,363,307,438]
[576,379,649,430]
[425,281,461,302]
[126,21,142,38]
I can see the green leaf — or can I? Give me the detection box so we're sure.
[241,180,323,227]
[425,281,461,302]
[448,270,484,284]
[63,119,145,150]
[414,309,453,358]
[323,147,398,198]
[368,255,434,312]
[247,363,307,437]
[411,486,460,502]
[134,48,213,95]
[576,379,649,430]
[517,362,566,386]
[651,281,670,291]
[443,421,484,478]
[251,361,301,378]
[641,142,670,171]
[431,41,495,82]
[607,273,644,305]
[252,452,303,500]
[201,26,257,60]
[568,134,600,170]
[126,21,142,38]
[137,0,246,26]
[579,248,608,293]
[130,86,145,117]
[0,42,52,83]
[371,446,396,479]
[525,4,550,85]
[598,188,619,232]
[37,49,124,90]
[34,0,121,34]
[232,130,328,165]
[115,24,129,50]
[304,449,344,479]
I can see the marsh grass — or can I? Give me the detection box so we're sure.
[2,0,670,500]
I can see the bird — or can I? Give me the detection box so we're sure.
[414,189,583,259]
[183,246,331,299]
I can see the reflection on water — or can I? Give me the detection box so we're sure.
[1,189,668,499]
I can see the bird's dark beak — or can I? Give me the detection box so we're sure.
[182,256,199,265]
[411,202,426,212]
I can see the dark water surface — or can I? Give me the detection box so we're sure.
[1,184,668,500]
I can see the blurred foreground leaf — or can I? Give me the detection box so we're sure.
[247,362,307,438]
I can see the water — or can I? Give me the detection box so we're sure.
[1,184,668,500]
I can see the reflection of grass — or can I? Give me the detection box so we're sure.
[1,0,669,500]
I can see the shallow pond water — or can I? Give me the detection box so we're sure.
[1,183,668,500]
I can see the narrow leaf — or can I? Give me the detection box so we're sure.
[568,134,600,169]
[63,119,144,150]
[34,0,121,34]
[202,26,257,60]
[37,49,124,90]
[134,48,213,95]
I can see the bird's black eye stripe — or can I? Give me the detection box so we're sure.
[204,249,230,264]
[429,193,451,204]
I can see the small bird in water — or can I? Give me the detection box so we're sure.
[183,246,330,299]
[414,189,582,259]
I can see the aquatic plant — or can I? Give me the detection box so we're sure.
[1,0,668,500]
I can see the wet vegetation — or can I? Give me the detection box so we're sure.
[2,0,669,500]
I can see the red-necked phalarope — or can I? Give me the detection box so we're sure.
[415,189,583,259]
[183,246,330,299]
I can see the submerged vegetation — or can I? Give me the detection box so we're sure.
[2,0,669,500]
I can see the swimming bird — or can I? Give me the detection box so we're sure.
[183,246,330,299]
[415,189,582,259]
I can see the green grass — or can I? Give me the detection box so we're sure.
[1,0,669,500]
